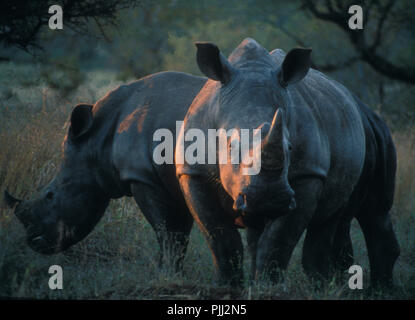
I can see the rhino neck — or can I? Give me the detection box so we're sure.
[87,102,130,199]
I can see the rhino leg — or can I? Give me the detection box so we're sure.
[256,179,323,283]
[302,216,341,281]
[356,195,400,288]
[131,182,193,274]
[179,175,244,286]
[331,219,354,271]
[302,207,355,282]
[247,227,263,281]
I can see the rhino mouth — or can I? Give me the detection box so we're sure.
[242,204,294,220]
[20,219,63,254]
[7,197,63,254]
[240,211,266,230]
[26,226,61,254]
[240,199,296,229]
[28,234,62,254]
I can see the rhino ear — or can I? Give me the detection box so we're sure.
[195,42,233,84]
[278,48,312,87]
[69,104,93,140]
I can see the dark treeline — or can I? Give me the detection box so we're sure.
[1,0,414,128]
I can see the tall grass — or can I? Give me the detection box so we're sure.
[0,83,414,299]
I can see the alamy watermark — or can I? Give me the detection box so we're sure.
[348,5,363,30]
[47,264,363,290]
[153,121,263,175]
[48,5,63,30]
[48,265,63,290]
[348,264,363,289]
[47,4,364,31]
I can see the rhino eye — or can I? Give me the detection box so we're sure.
[46,191,54,200]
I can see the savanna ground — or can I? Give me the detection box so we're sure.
[0,63,414,300]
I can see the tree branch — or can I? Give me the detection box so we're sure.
[0,0,140,52]
[312,56,359,72]
[369,0,395,51]
[255,4,357,72]
[302,0,415,84]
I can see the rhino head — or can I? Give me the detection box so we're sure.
[194,39,311,228]
[4,104,111,254]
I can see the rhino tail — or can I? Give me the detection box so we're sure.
[357,97,397,212]
[372,115,397,212]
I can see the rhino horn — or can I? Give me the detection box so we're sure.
[4,190,22,208]
[262,108,285,168]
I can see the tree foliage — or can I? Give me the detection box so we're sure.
[0,0,140,51]
[301,0,415,84]
[0,0,413,125]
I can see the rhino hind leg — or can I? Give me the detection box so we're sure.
[356,195,400,289]
[331,219,354,271]
[131,182,193,274]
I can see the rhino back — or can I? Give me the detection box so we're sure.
[97,71,206,197]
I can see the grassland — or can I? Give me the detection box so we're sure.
[0,65,414,299]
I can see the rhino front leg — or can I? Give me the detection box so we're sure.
[179,175,244,286]
[131,182,193,274]
[247,227,263,281]
[255,179,322,283]
[302,216,341,281]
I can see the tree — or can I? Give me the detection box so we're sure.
[0,0,140,52]
[301,0,415,84]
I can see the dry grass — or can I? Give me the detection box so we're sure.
[0,87,414,300]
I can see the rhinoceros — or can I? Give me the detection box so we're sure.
[4,71,206,272]
[175,38,400,287]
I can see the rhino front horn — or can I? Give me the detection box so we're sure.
[4,190,22,208]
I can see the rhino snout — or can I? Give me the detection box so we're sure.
[3,190,22,208]
[233,193,247,211]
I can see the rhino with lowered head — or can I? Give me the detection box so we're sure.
[176,38,400,287]
[4,71,206,272]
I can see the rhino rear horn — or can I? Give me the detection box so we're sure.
[4,190,22,208]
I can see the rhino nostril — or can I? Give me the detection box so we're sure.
[31,235,44,243]
[234,193,247,211]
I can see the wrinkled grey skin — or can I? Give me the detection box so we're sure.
[5,72,206,271]
[176,38,400,287]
